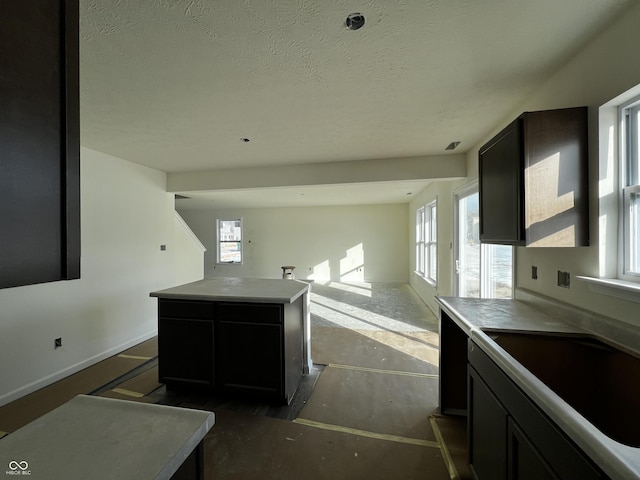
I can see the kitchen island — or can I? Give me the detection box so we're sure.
[150,277,311,404]
[0,395,214,480]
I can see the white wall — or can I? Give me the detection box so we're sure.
[173,212,206,285]
[413,3,640,327]
[0,147,203,406]
[409,182,455,314]
[178,204,409,283]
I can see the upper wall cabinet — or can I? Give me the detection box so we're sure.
[0,0,80,289]
[478,107,589,247]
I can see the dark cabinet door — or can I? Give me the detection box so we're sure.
[158,317,214,388]
[468,366,508,480]
[0,0,80,288]
[508,419,558,480]
[478,107,588,247]
[215,320,283,398]
[479,119,524,245]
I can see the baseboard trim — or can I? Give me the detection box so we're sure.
[0,330,156,407]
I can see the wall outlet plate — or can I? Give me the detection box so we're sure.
[557,271,570,288]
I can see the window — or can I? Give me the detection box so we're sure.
[427,201,437,282]
[416,200,437,283]
[416,207,425,276]
[455,188,513,298]
[217,218,242,264]
[622,99,640,277]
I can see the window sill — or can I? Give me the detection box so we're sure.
[414,271,437,288]
[576,276,640,304]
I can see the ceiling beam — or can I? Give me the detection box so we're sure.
[167,154,466,193]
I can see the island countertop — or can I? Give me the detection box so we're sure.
[150,277,310,304]
[0,395,214,480]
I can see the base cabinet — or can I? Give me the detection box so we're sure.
[468,367,507,480]
[158,317,214,388]
[158,298,302,404]
[216,320,283,396]
[508,419,557,480]
[468,340,606,480]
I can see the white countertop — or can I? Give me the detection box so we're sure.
[436,296,588,336]
[436,296,640,480]
[150,277,310,304]
[0,395,215,480]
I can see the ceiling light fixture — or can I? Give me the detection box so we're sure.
[346,13,365,30]
[445,141,461,150]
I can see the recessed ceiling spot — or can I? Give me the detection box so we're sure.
[445,141,461,150]
[346,13,365,30]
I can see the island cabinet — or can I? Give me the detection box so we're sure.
[158,298,303,404]
[468,341,606,480]
[478,106,588,247]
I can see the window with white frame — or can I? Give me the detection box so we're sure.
[416,201,437,283]
[416,207,425,276]
[622,98,640,277]
[216,218,242,264]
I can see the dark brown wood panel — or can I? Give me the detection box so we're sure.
[157,298,303,404]
[439,311,469,415]
[0,0,80,289]
[479,119,524,244]
[478,107,588,247]
[468,366,508,480]
[158,317,214,387]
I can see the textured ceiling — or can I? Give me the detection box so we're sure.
[79,0,632,206]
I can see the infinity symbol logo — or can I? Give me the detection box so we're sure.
[8,461,28,471]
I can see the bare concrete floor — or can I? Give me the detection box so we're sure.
[0,282,470,479]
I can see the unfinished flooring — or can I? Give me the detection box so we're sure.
[0,281,470,479]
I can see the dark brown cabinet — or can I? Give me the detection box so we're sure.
[439,310,469,415]
[158,298,303,404]
[468,340,605,480]
[468,366,508,480]
[479,107,588,247]
[0,0,80,288]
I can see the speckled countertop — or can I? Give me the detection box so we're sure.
[150,277,310,304]
[0,395,214,480]
[436,296,640,480]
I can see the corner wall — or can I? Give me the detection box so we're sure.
[413,3,640,327]
[0,147,200,406]
[409,182,455,314]
[178,204,409,283]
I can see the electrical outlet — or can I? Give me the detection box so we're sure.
[557,271,570,288]
[54,337,62,349]
[531,266,538,280]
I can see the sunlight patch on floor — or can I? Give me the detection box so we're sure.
[320,281,373,297]
[312,294,424,332]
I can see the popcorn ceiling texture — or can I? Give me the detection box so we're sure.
[79,0,631,173]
